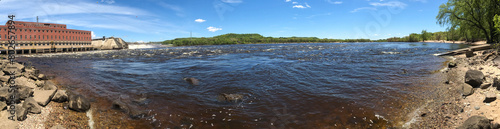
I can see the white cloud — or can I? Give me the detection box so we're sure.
[370,1,407,9]
[292,2,298,4]
[91,31,96,38]
[207,26,222,32]
[293,5,306,8]
[293,3,311,9]
[350,7,377,13]
[326,0,343,4]
[221,0,243,3]
[195,19,206,23]
[101,0,115,4]
[285,0,291,2]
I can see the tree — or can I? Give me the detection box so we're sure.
[421,30,430,42]
[437,0,500,43]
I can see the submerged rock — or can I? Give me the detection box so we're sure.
[68,95,91,112]
[465,70,484,88]
[217,93,244,102]
[458,116,492,129]
[183,77,199,86]
[112,99,146,119]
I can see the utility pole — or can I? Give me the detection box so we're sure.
[37,16,38,23]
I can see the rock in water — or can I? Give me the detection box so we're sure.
[183,77,199,86]
[52,90,68,103]
[217,93,244,102]
[112,100,146,119]
[465,70,484,88]
[462,84,474,96]
[457,116,492,129]
[68,95,91,112]
[484,92,497,103]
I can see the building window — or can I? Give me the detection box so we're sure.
[25,35,27,39]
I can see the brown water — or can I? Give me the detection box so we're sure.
[18,42,468,128]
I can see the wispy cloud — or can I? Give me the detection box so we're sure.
[307,13,332,19]
[410,0,427,3]
[207,26,222,32]
[326,0,343,4]
[370,1,407,9]
[285,0,291,2]
[350,7,377,13]
[221,0,243,4]
[195,19,206,23]
[157,2,184,17]
[100,0,115,4]
[292,2,298,4]
[293,2,311,9]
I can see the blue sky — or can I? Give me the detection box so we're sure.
[0,0,448,42]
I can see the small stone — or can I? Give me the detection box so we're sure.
[484,92,497,103]
[474,106,480,110]
[448,62,457,68]
[462,84,474,96]
[480,83,491,89]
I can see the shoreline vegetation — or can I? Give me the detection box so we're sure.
[160,33,490,47]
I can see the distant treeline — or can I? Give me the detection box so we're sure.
[162,33,371,46]
[376,30,485,42]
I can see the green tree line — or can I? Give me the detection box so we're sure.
[162,33,371,46]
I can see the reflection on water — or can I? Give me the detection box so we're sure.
[19,42,467,128]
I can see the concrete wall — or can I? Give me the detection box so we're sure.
[91,37,128,50]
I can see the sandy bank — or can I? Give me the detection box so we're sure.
[409,47,500,128]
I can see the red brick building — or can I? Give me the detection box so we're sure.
[0,21,94,54]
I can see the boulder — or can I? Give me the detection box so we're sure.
[217,93,244,102]
[112,99,146,119]
[38,74,48,80]
[23,97,42,114]
[2,62,25,76]
[448,62,457,68]
[35,80,45,87]
[33,89,57,106]
[51,90,68,103]
[183,77,199,86]
[466,50,474,58]
[0,86,33,104]
[41,80,57,90]
[15,104,28,121]
[457,116,492,129]
[484,92,497,103]
[0,101,6,110]
[495,78,500,90]
[480,83,491,89]
[15,76,37,89]
[465,70,484,88]
[462,84,474,96]
[0,76,9,82]
[68,95,91,112]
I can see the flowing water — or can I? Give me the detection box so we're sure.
[18,42,468,128]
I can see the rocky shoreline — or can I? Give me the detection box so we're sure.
[0,58,92,129]
[409,48,500,128]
